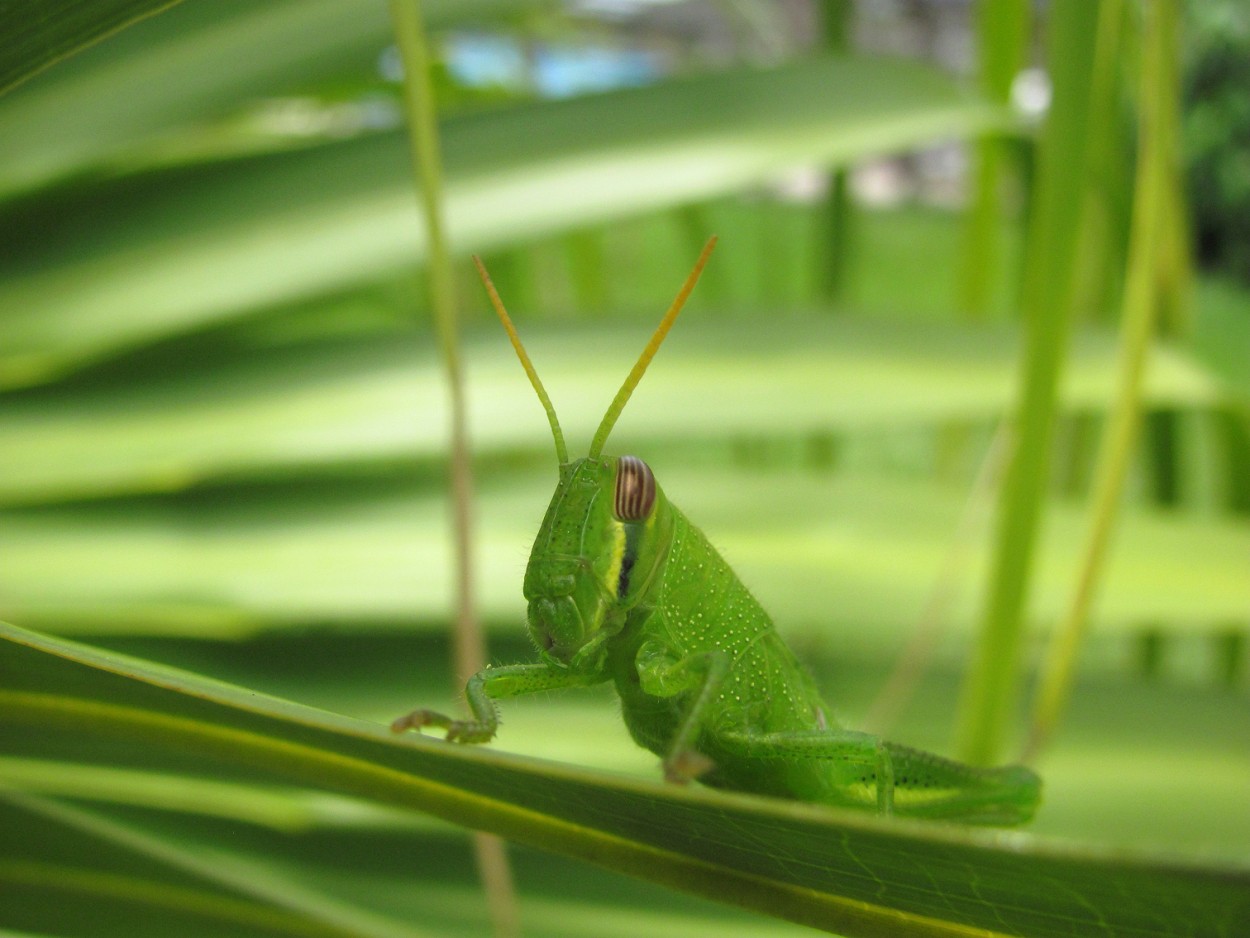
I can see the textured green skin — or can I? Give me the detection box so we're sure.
[396,456,1041,825]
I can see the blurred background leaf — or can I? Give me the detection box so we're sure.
[0,0,181,95]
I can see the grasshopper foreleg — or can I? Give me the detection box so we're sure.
[392,663,605,743]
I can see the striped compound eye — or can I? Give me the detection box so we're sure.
[614,456,656,522]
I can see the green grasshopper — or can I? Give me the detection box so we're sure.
[394,237,1041,825]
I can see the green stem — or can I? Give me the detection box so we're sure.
[817,0,853,305]
[387,4,518,937]
[958,0,1029,319]
[387,0,477,681]
[955,0,1101,765]
[1026,0,1179,760]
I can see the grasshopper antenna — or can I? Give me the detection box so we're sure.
[474,255,569,465]
[588,236,717,458]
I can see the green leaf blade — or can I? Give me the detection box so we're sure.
[3,621,1247,938]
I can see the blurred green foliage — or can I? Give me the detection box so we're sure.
[1184,0,1250,282]
[0,2,1247,936]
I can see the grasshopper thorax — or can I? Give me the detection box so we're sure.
[522,455,671,671]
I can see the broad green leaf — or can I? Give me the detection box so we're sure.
[0,0,387,193]
[0,0,181,97]
[0,790,429,938]
[0,0,526,191]
[0,787,821,938]
[1,465,1245,641]
[0,55,1014,386]
[0,755,438,831]
[7,624,1241,861]
[0,319,1219,504]
[8,631,1242,862]
[2,621,1246,938]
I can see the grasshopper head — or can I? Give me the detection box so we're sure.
[474,238,715,671]
[522,455,671,670]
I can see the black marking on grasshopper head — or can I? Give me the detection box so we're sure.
[617,548,636,599]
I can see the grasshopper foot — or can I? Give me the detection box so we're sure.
[444,721,494,744]
[390,709,446,734]
[663,748,715,784]
[390,709,494,744]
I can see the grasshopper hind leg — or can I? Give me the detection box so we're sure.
[710,727,898,814]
